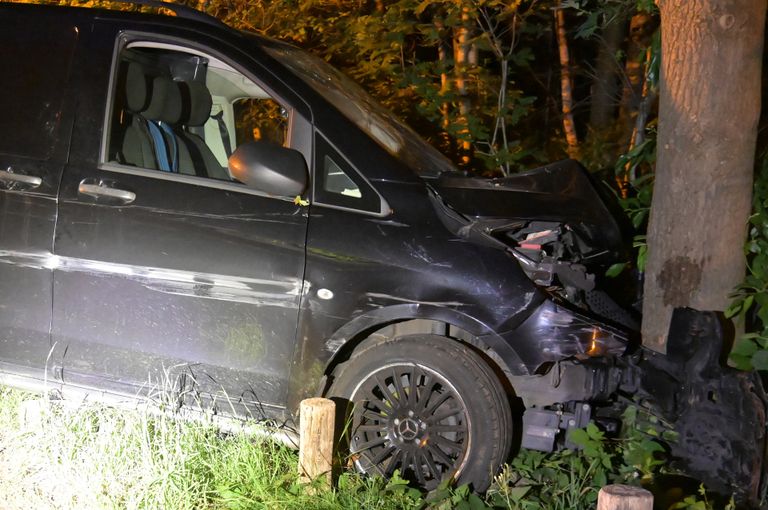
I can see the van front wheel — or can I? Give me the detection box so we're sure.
[327,334,512,491]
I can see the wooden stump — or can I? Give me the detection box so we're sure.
[298,397,335,489]
[597,484,653,510]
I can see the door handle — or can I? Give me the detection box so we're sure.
[78,182,136,204]
[0,167,42,188]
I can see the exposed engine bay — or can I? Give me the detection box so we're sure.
[431,160,639,331]
[499,219,639,330]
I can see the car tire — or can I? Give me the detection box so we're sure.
[327,334,512,491]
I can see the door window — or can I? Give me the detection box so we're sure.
[105,42,291,183]
[313,134,386,214]
[0,15,78,159]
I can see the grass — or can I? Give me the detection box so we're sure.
[0,387,424,509]
[0,387,723,510]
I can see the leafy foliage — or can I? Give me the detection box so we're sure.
[483,407,670,510]
[668,485,735,510]
[605,125,656,278]
[728,152,768,370]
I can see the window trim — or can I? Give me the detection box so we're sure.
[312,131,391,217]
[98,31,311,197]
[99,162,299,202]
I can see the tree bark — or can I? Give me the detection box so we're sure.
[642,0,766,352]
[555,7,579,158]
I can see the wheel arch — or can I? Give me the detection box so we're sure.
[320,304,530,395]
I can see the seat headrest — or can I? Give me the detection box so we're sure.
[184,82,213,127]
[144,76,183,124]
[125,62,150,113]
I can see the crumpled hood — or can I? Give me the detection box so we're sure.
[432,159,631,259]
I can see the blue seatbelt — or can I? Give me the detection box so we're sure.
[146,120,171,172]
[158,121,179,173]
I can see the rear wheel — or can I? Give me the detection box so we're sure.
[328,334,512,491]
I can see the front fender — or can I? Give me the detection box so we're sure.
[322,303,532,376]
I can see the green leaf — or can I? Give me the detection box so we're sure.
[752,349,768,370]
[467,493,488,510]
[731,337,759,357]
[637,244,648,272]
[575,11,599,39]
[730,352,754,371]
[509,485,531,502]
[568,428,589,447]
[606,262,628,278]
[586,422,604,440]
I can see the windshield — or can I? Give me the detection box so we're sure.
[258,38,457,179]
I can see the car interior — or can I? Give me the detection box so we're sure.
[107,43,288,182]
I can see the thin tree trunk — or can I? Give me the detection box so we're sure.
[628,47,654,152]
[618,12,656,152]
[435,17,451,150]
[555,7,579,159]
[642,0,766,352]
[620,46,657,192]
[589,15,626,131]
[454,7,472,164]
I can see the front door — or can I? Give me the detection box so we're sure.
[50,26,310,417]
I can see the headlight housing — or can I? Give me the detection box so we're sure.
[512,299,628,362]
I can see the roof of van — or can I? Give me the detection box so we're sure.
[1,0,229,30]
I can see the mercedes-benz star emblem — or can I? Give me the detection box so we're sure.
[397,418,419,441]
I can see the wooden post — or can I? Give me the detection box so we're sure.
[298,397,335,489]
[597,484,653,510]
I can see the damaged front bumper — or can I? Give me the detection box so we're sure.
[508,306,767,506]
[497,298,633,452]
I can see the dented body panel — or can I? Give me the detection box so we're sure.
[432,160,629,260]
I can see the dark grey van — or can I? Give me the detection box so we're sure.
[0,1,643,491]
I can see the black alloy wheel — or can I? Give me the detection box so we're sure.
[328,334,512,491]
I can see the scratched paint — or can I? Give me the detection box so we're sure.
[0,250,307,306]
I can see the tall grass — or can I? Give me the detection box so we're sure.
[0,388,423,509]
[0,388,714,509]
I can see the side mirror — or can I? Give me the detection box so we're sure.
[228,141,308,197]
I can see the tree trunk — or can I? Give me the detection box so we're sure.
[555,7,579,159]
[642,0,766,352]
[435,16,451,149]
[621,46,657,191]
[589,15,626,131]
[454,7,473,165]
[618,12,657,151]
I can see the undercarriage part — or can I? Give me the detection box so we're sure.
[521,401,592,451]
[511,359,624,409]
[514,359,623,452]
[623,308,768,506]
